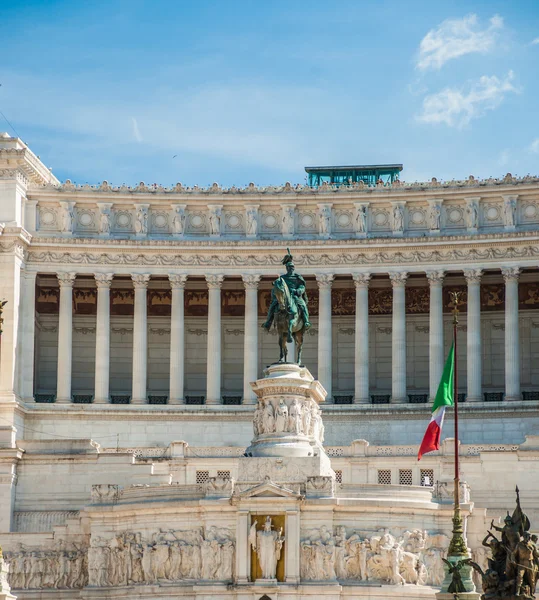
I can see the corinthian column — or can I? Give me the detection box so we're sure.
[19,270,37,401]
[169,274,187,404]
[464,269,483,402]
[389,272,408,403]
[94,273,114,403]
[316,274,334,400]
[206,275,224,404]
[56,273,76,403]
[131,274,150,404]
[427,271,445,401]
[353,273,371,404]
[502,267,521,401]
[242,274,261,404]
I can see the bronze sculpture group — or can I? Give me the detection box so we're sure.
[449,487,539,600]
[262,249,311,364]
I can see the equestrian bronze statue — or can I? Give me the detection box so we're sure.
[262,249,311,364]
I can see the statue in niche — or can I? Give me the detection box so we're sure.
[209,208,221,235]
[61,204,74,233]
[134,207,147,235]
[246,207,258,236]
[503,197,517,227]
[249,517,284,580]
[288,399,302,434]
[393,204,404,232]
[261,399,275,433]
[466,201,479,229]
[355,204,367,233]
[319,205,331,236]
[99,209,110,234]
[172,206,186,235]
[282,206,294,235]
[429,203,441,230]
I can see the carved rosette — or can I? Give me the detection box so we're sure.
[246,363,327,458]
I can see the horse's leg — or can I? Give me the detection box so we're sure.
[283,333,288,362]
[296,331,304,365]
[279,334,284,362]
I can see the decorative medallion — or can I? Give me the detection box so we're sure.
[225,212,243,230]
[39,208,57,227]
[372,210,389,227]
[410,209,425,225]
[447,207,463,224]
[262,212,279,230]
[335,210,352,228]
[485,205,501,221]
[115,211,132,228]
[300,213,315,228]
[77,210,95,227]
[152,212,168,229]
[189,213,205,229]
[523,203,537,219]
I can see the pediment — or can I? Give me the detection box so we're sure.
[236,478,301,499]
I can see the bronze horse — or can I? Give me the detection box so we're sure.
[272,276,305,364]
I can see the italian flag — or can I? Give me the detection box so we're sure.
[418,343,455,460]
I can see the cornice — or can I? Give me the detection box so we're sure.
[0,147,59,187]
[27,173,539,202]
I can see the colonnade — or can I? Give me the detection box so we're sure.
[26,267,526,405]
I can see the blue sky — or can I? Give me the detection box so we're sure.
[1,0,538,186]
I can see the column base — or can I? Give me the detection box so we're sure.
[505,394,521,402]
[390,396,407,404]
[466,395,482,403]
[354,397,370,404]
[131,397,147,405]
[169,398,185,405]
[93,397,109,404]
[206,399,221,405]
[56,397,72,404]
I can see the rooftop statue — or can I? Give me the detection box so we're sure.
[261,249,311,364]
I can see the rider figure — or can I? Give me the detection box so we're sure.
[262,249,312,339]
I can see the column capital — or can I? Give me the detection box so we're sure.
[352,273,371,288]
[463,268,483,284]
[21,269,37,281]
[316,274,334,289]
[389,272,408,287]
[426,270,445,285]
[242,274,261,290]
[206,274,224,289]
[57,272,76,288]
[501,266,520,283]
[94,273,114,288]
[131,274,150,289]
[169,274,188,289]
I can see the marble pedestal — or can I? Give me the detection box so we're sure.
[245,363,327,458]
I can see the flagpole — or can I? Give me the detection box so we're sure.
[448,290,467,557]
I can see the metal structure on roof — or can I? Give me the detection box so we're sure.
[305,164,403,188]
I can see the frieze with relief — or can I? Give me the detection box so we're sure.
[520,282,539,309]
[73,289,97,315]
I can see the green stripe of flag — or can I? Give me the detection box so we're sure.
[432,342,455,412]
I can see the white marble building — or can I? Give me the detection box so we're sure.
[1,133,539,598]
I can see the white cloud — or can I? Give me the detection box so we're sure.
[530,139,539,153]
[498,149,510,166]
[131,117,143,142]
[532,38,539,45]
[417,14,503,71]
[417,71,518,128]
